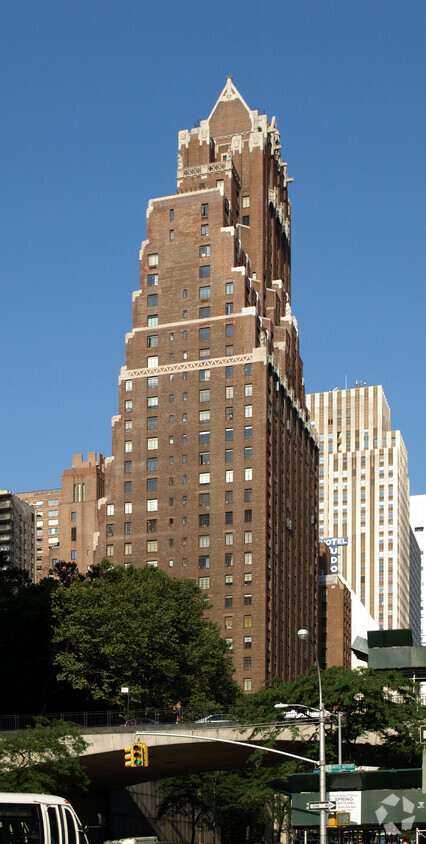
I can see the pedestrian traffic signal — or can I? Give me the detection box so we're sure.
[123,742,149,768]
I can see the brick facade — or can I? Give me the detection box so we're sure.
[95,79,319,691]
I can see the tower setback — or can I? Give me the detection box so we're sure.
[95,79,319,691]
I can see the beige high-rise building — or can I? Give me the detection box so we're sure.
[307,385,410,630]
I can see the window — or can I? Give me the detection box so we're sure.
[148,273,158,286]
[225,596,233,608]
[225,345,233,356]
[199,452,210,465]
[244,510,253,523]
[147,437,158,450]
[199,576,210,589]
[71,527,76,541]
[244,426,252,438]
[199,493,210,506]
[147,478,158,491]
[244,636,252,649]
[199,535,210,548]
[200,245,210,258]
[125,400,132,411]
[244,616,252,628]
[225,553,233,567]
[199,306,210,319]
[245,363,252,375]
[226,282,234,295]
[199,410,210,422]
[124,502,132,514]
[244,552,252,565]
[225,386,234,399]
[244,594,252,607]
[124,522,132,535]
[199,285,210,299]
[124,441,132,452]
[199,430,210,444]
[148,253,158,267]
[226,323,234,336]
[244,447,252,459]
[199,513,210,527]
[124,543,132,555]
[225,490,233,503]
[244,531,252,543]
[199,473,210,484]
[242,195,250,208]
[225,575,233,586]
[225,428,233,441]
[225,470,234,483]
[125,420,132,431]
[106,504,114,516]
[201,223,209,236]
[245,468,253,481]
[106,524,113,536]
[225,449,233,462]
[199,265,210,278]
[170,229,174,241]
[147,314,158,327]
[245,383,253,397]
[244,488,252,501]
[147,457,157,471]
[147,294,158,307]
[147,519,157,532]
[225,533,234,545]
[199,327,210,340]
[226,407,233,419]
[169,394,174,403]
[147,334,158,348]
[147,540,157,552]
[225,303,233,315]
[147,499,158,511]
[147,376,158,388]
[199,556,210,568]
[199,368,210,381]
[199,389,210,402]
[199,348,210,359]
[201,203,209,216]
[125,379,132,392]
[242,215,250,226]
[147,355,158,368]
[244,657,252,670]
[106,544,114,557]
[245,405,253,418]
[170,209,174,221]
[147,416,158,429]
[71,511,77,521]
[225,511,233,524]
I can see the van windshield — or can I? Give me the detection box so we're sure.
[0,804,42,844]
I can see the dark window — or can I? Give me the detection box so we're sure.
[199,431,210,444]
[225,490,233,504]
[245,510,253,522]
[107,524,113,536]
[147,478,158,491]
[71,527,77,542]
[244,447,252,459]
[199,306,210,318]
[124,461,132,473]
[199,555,210,568]
[124,522,132,535]
[225,429,233,441]
[147,417,158,429]
[225,553,233,567]
[225,511,233,525]
[243,656,252,669]
[124,481,132,493]
[245,426,253,438]
[201,203,209,216]
[244,488,253,502]
[146,519,157,532]
[225,596,233,608]
[147,294,158,307]
[147,458,158,471]
[226,366,233,377]
[147,334,158,347]
[225,449,233,462]
[226,303,233,314]
[244,594,252,607]
[199,514,210,527]
[199,493,210,506]
[199,327,210,340]
[245,363,252,375]
[225,323,234,336]
[242,215,250,226]
[199,265,210,278]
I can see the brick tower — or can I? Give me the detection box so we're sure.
[96,79,319,690]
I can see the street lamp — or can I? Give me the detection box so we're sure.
[298,628,327,844]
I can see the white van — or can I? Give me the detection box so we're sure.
[0,793,89,844]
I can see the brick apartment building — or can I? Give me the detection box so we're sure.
[94,78,319,690]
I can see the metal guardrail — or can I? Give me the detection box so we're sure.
[0,706,237,733]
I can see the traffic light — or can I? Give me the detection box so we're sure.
[123,743,149,768]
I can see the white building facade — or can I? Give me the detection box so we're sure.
[307,385,410,631]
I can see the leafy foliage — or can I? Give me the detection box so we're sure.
[235,666,425,767]
[52,564,239,708]
[0,718,89,793]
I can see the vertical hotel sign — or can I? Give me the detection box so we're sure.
[324,537,348,574]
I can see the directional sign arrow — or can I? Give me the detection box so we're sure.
[308,801,337,811]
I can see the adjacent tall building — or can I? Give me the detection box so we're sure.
[307,385,410,631]
[95,78,319,690]
[0,491,35,576]
[411,495,426,644]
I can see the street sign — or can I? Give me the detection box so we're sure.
[420,725,426,744]
[326,763,356,772]
[308,801,337,811]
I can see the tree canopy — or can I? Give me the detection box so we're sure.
[235,666,425,768]
[52,564,239,709]
[0,719,89,793]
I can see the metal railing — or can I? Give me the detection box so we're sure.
[0,706,238,733]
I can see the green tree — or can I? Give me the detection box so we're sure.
[52,564,239,709]
[0,718,89,793]
[236,666,424,768]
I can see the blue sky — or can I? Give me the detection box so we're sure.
[1,0,425,495]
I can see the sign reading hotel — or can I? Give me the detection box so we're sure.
[324,537,348,574]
